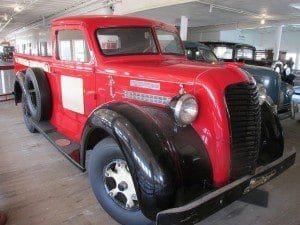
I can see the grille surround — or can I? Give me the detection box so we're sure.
[225,82,261,181]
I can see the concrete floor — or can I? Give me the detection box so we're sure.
[0,101,299,225]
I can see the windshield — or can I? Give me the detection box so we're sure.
[155,28,184,55]
[97,27,184,56]
[97,27,158,56]
[236,48,254,60]
[186,47,218,63]
[213,46,233,60]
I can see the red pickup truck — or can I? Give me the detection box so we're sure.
[13,15,295,225]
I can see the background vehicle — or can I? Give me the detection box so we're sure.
[184,41,219,64]
[293,86,300,107]
[187,41,295,120]
[13,16,295,225]
[0,45,15,62]
[203,41,294,76]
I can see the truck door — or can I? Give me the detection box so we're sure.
[51,28,96,138]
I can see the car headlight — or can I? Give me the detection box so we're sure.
[257,83,267,105]
[257,83,277,113]
[169,94,199,126]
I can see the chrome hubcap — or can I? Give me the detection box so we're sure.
[104,160,138,210]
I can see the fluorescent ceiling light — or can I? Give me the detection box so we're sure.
[291,3,300,10]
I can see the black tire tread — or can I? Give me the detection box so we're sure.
[25,68,52,121]
[88,137,153,225]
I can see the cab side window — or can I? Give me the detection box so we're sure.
[57,30,90,62]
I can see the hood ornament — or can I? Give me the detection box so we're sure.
[109,75,116,98]
[179,83,186,95]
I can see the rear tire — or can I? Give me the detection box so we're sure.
[88,137,153,225]
[22,96,37,133]
[24,68,52,122]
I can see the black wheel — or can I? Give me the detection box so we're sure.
[22,96,37,133]
[88,137,153,225]
[24,68,52,122]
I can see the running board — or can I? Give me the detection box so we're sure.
[29,119,85,171]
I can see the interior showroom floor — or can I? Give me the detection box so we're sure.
[0,101,299,225]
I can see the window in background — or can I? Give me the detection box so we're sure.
[214,46,233,60]
[39,41,48,57]
[236,48,254,60]
[57,30,90,62]
[59,40,72,61]
[73,40,86,62]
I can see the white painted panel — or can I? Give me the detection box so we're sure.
[61,75,84,114]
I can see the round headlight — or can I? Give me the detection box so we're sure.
[170,94,198,126]
[257,83,267,105]
[257,83,275,113]
[285,67,291,76]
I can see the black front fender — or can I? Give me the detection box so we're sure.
[83,102,212,220]
[258,102,284,165]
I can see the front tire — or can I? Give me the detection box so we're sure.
[88,137,153,225]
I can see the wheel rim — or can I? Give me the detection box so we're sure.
[103,159,139,211]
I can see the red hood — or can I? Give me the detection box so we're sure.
[223,61,245,68]
[101,57,235,85]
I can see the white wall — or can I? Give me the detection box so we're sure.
[188,30,220,42]
[228,29,300,69]
[188,28,300,69]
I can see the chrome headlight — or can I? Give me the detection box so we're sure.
[284,64,291,76]
[257,83,267,105]
[169,94,199,126]
[257,83,277,113]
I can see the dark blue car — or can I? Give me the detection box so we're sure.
[184,41,296,120]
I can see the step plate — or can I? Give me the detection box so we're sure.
[30,119,84,171]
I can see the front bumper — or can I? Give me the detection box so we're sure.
[156,150,296,225]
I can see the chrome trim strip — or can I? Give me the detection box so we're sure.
[124,91,171,105]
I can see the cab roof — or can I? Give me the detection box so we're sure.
[52,15,177,32]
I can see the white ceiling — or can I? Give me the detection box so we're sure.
[0,0,94,38]
[1,0,300,38]
[129,0,300,27]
